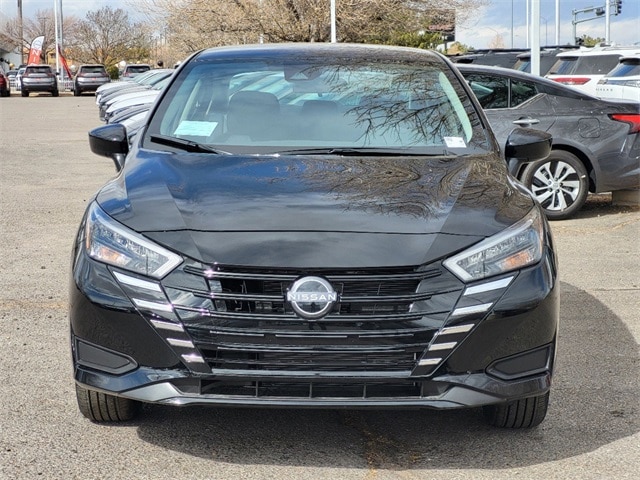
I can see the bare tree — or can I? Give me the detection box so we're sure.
[64,6,153,68]
[2,9,79,64]
[139,0,488,62]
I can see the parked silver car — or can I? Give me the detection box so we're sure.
[73,64,110,96]
[20,64,58,97]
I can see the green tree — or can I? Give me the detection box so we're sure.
[577,34,605,47]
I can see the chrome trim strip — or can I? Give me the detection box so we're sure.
[451,303,493,317]
[418,358,442,366]
[167,338,195,348]
[429,342,457,351]
[440,324,475,335]
[150,320,184,332]
[463,276,514,296]
[181,353,205,364]
[113,271,162,292]
[132,298,173,312]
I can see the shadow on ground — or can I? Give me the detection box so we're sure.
[134,281,639,470]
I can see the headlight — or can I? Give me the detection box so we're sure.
[85,203,183,278]
[443,208,544,282]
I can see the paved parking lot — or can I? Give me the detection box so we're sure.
[0,94,638,479]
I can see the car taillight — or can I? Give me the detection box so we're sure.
[552,77,591,85]
[610,114,640,134]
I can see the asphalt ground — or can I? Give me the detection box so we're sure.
[1,93,638,480]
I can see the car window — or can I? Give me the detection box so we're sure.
[81,66,107,74]
[510,79,537,106]
[26,66,53,74]
[550,54,621,75]
[465,74,537,109]
[126,66,150,74]
[149,59,484,154]
[465,74,509,108]
[606,59,640,78]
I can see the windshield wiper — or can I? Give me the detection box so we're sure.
[149,134,230,154]
[275,147,437,156]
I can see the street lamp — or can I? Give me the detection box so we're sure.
[541,16,548,45]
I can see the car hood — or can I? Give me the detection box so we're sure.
[96,149,534,268]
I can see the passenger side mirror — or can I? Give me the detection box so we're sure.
[88,124,129,172]
[504,127,552,177]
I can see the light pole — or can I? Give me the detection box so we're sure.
[18,0,24,64]
[330,0,336,43]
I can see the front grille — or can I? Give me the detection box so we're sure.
[161,262,464,375]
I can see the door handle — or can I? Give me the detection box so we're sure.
[513,118,540,126]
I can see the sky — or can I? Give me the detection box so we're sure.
[457,0,640,49]
[1,0,639,49]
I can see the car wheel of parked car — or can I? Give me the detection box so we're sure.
[483,392,550,428]
[522,150,588,220]
[75,384,140,422]
[21,90,28,97]
[52,89,59,97]
[73,87,81,96]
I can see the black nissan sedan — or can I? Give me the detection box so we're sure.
[70,44,558,428]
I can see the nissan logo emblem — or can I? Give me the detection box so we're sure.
[286,276,338,319]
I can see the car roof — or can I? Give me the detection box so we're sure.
[192,43,445,64]
[556,45,640,58]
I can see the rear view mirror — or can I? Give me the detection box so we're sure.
[504,127,552,177]
[88,124,129,171]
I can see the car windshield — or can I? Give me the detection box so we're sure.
[146,57,487,155]
[549,54,621,75]
[27,66,52,74]
[81,66,106,74]
[127,66,150,74]
[606,59,640,78]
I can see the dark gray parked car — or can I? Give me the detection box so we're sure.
[20,64,58,97]
[74,64,110,96]
[458,63,640,220]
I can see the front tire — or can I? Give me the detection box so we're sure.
[52,89,59,97]
[75,384,140,422]
[521,150,588,220]
[483,392,550,428]
[21,90,28,97]
[73,87,80,96]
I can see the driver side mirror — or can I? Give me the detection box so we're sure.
[504,127,552,177]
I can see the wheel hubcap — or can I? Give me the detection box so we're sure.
[529,161,580,211]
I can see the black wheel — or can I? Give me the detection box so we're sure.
[75,383,140,422]
[52,89,59,97]
[21,90,28,97]
[483,392,550,428]
[73,87,80,96]
[521,150,588,220]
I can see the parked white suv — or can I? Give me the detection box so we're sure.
[546,45,640,96]
[596,55,640,101]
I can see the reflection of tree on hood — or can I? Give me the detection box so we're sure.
[274,155,529,226]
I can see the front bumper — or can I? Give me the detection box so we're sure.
[74,357,553,409]
[70,241,559,410]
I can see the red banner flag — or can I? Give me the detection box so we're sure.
[27,36,44,64]
[58,45,73,79]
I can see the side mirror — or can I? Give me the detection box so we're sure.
[504,127,552,177]
[88,124,129,172]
